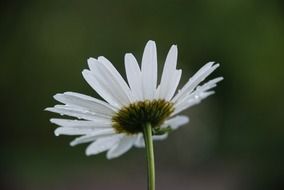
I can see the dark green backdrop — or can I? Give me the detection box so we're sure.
[1,0,283,189]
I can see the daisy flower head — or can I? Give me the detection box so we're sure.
[46,40,223,159]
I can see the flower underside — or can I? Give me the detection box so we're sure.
[112,99,174,134]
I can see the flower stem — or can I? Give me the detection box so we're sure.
[143,123,155,190]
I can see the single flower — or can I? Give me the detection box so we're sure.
[46,40,223,159]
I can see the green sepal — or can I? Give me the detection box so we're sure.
[152,126,172,135]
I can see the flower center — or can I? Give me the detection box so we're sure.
[112,99,174,134]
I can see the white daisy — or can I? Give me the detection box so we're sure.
[46,40,223,159]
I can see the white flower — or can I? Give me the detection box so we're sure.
[46,40,223,159]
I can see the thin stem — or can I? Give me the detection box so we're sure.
[143,123,155,190]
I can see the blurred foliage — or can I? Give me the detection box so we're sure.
[1,0,283,189]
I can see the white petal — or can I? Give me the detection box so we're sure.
[141,40,157,99]
[97,56,134,102]
[50,118,112,128]
[124,53,143,101]
[173,77,223,115]
[82,70,121,108]
[195,77,224,92]
[134,133,144,148]
[153,133,168,140]
[174,101,197,116]
[164,70,182,100]
[54,127,94,136]
[70,128,116,146]
[53,92,117,117]
[106,135,136,159]
[134,132,169,148]
[172,62,219,103]
[86,58,131,106]
[163,115,189,130]
[174,91,215,115]
[45,105,110,121]
[164,45,178,70]
[86,135,122,156]
[158,45,182,100]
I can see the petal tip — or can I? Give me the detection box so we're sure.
[214,63,220,68]
[106,154,114,160]
[85,151,91,156]
[171,44,178,50]
[145,40,156,48]
[184,117,190,123]
[53,93,62,101]
[44,107,52,112]
[87,57,96,62]
[218,76,224,81]
[70,141,76,147]
[54,132,60,136]
[81,69,90,77]
[85,148,94,156]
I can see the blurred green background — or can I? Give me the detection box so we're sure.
[1,0,284,189]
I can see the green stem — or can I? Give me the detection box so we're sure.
[143,123,155,190]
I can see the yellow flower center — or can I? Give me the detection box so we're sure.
[112,99,174,134]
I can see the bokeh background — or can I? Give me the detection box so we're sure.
[1,0,283,189]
